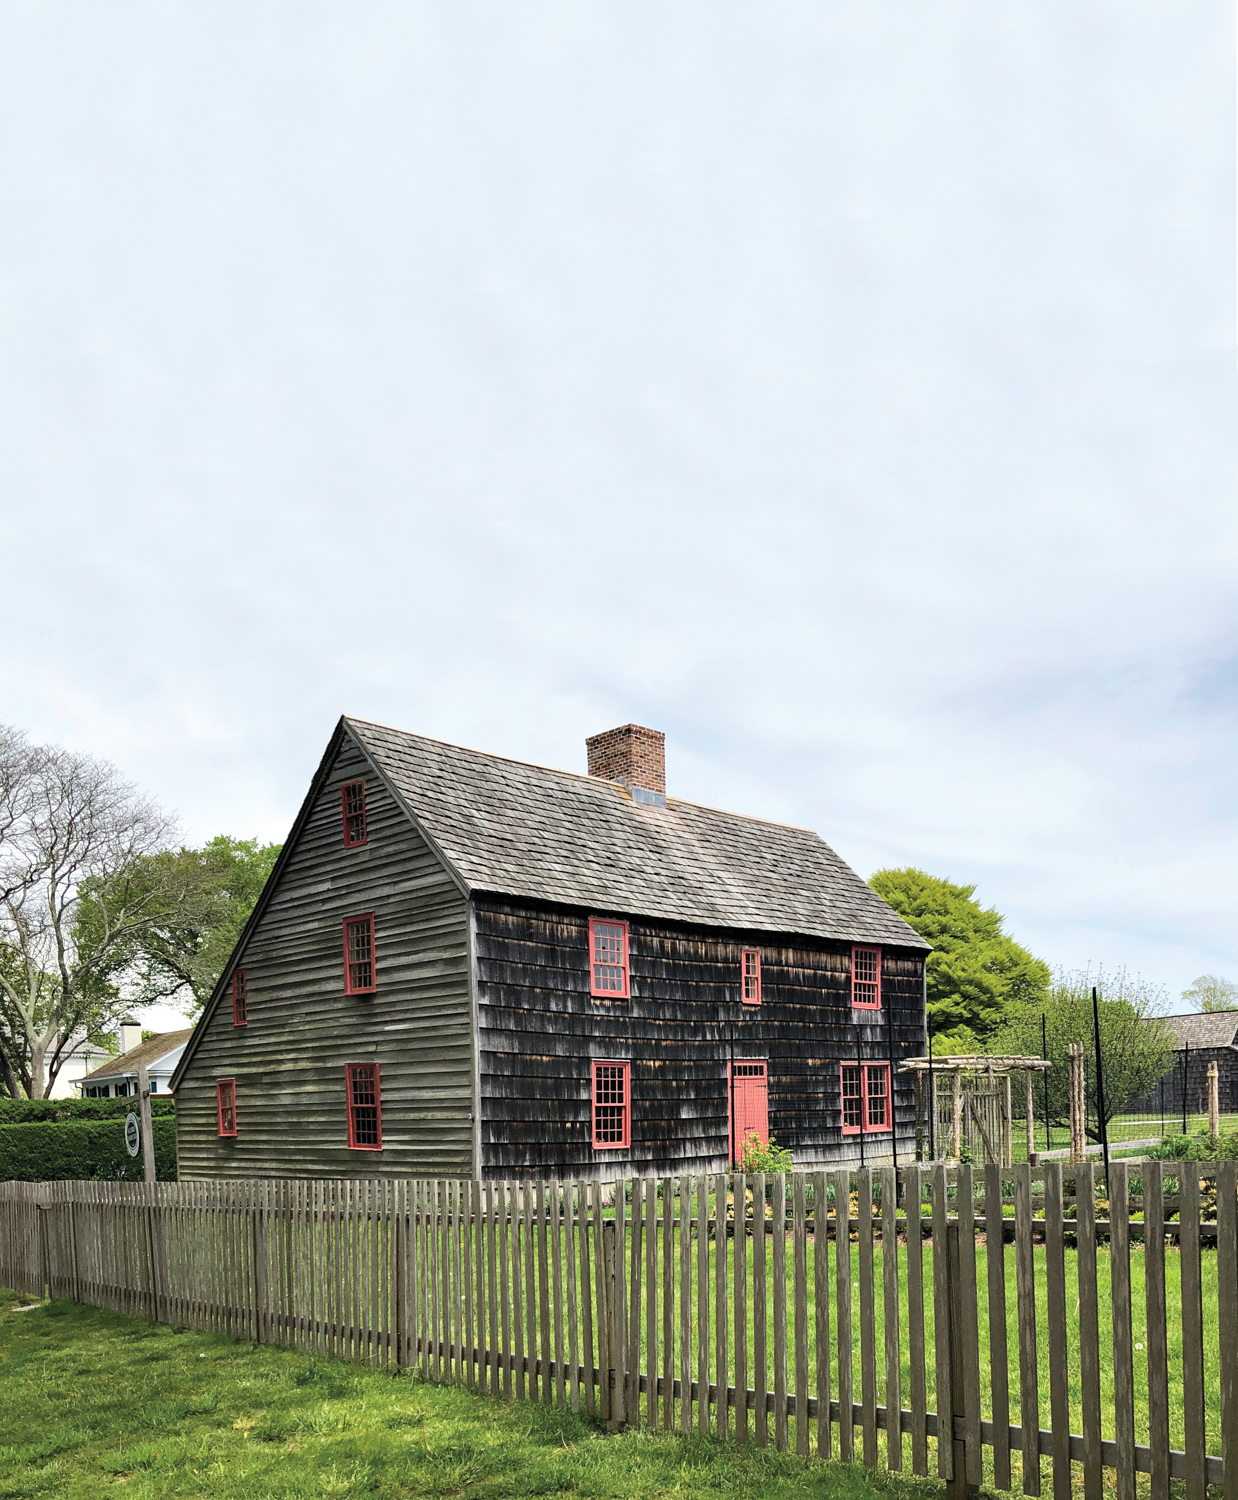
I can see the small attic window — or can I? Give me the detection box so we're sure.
[342,780,368,848]
[231,969,248,1027]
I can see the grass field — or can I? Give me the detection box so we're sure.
[0,1289,943,1500]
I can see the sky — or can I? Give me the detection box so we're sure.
[0,2,1234,1028]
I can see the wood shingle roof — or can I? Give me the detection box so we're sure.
[1160,1011,1238,1050]
[348,718,929,950]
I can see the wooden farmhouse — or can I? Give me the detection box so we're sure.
[171,719,930,1180]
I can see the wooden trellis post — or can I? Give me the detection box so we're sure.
[1208,1062,1220,1140]
[1068,1044,1087,1164]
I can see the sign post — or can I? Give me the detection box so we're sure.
[138,1062,156,1184]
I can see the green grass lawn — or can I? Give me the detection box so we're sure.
[0,1289,944,1500]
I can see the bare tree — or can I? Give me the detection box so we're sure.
[0,726,185,1097]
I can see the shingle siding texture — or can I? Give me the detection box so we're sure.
[347,719,926,950]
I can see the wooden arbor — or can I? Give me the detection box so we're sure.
[900,1055,1051,1166]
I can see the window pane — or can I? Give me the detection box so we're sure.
[866,1065,887,1127]
[349,1064,380,1146]
[841,1065,863,1128]
[348,919,374,990]
[592,922,626,993]
[594,1063,627,1144]
[853,946,880,1006]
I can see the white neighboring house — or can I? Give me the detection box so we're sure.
[47,1033,116,1099]
[76,1023,194,1099]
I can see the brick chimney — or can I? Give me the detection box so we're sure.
[586,724,666,806]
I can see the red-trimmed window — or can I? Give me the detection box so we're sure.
[343,914,376,994]
[231,969,248,1026]
[341,780,368,849]
[345,1062,383,1150]
[588,918,629,999]
[851,945,881,1009]
[741,948,761,1005]
[591,1061,631,1149]
[840,1063,892,1134]
[216,1079,237,1137]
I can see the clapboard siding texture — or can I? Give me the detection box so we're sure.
[475,895,924,1178]
[176,731,474,1179]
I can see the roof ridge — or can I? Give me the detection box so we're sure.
[344,717,818,836]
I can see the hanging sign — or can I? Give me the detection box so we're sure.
[124,1112,141,1158]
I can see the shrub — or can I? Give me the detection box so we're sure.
[1145,1131,1238,1162]
[0,1096,175,1124]
[736,1132,794,1174]
[0,1118,177,1181]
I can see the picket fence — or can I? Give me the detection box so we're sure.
[2,1161,1235,1500]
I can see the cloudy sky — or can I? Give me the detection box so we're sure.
[0,2,1233,1022]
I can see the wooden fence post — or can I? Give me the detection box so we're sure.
[946,1219,979,1500]
[1068,1045,1086,1164]
[603,1214,622,1429]
[1208,1063,1220,1139]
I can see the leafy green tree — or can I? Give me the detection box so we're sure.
[991,968,1174,1137]
[867,867,1050,1043]
[1182,974,1238,1013]
[85,836,281,1015]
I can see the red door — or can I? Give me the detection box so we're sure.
[731,1061,769,1165]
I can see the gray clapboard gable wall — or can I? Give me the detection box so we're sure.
[174,727,475,1179]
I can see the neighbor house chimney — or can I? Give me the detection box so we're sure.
[586,724,666,806]
[119,1020,142,1056]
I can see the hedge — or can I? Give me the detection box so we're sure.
[0,1118,177,1181]
[0,1096,176,1124]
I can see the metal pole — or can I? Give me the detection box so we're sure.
[1091,987,1110,1179]
[1182,1045,1189,1135]
[887,988,898,1172]
[927,1030,936,1161]
[728,1017,736,1168]
[1041,1012,1051,1155]
[856,1030,865,1169]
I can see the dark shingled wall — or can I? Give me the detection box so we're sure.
[474,894,926,1178]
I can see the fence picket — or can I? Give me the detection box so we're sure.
[566,1180,581,1413]
[696,1174,709,1437]
[678,1174,692,1435]
[983,1164,1010,1491]
[905,1165,926,1476]
[1102,1161,1133,1498]
[1013,1163,1041,1497]
[835,1168,854,1464]
[752,1172,768,1447]
[717,1172,730,1443]
[930,1163,953,1481]
[1181,1166,1207,1500]
[881,1166,902,1472]
[1044,1162,1071,1500]
[645,1176,657,1428]
[1218,1162,1238,1500]
[1077,1164,1103,1500]
[793,1173,808,1456]
[661,1176,673,1430]
[772,1171,788,1452]
[857,1168,876,1466]
[813,1170,830,1459]
[735,1173,748,1445]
